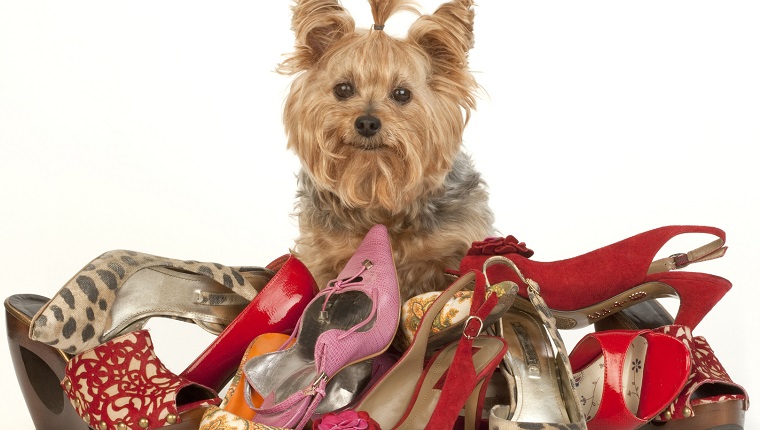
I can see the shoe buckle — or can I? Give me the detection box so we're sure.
[669,253,690,269]
[463,316,484,340]
[526,278,540,294]
[312,372,327,389]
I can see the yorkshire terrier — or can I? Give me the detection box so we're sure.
[280,0,494,300]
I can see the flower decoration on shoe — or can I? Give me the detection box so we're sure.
[467,235,534,257]
[312,410,380,430]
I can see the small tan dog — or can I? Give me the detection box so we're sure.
[281,0,494,300]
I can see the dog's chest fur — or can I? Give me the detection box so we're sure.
[294,150,494,300]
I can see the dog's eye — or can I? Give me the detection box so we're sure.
[334,83,355,100]
[391,87,412,104]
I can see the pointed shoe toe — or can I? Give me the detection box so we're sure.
[29,249,275,355]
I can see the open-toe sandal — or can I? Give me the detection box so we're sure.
[569,329,691,430]
[353,269,513,430]
[485,256,588,430]
[243,224,400,430]
[62,329,220,430]
[458,225,731,330]
[6,253,318,430]
[642,325,748,430]
[591,303,749,429]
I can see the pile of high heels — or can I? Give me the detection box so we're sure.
[5,225,749,430]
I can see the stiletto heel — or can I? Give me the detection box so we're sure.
[639,271,730,330]
[463,377,490,430]
[6,294,86,430]
[458,225,730,329]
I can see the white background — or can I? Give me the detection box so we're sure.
[1,1,757,428]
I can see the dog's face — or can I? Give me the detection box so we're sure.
[281,0,478,214]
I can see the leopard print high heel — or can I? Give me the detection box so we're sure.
[28,250,274,355]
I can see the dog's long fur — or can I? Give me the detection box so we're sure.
[281,0,494,299]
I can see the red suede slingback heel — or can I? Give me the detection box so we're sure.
[457,225,730,330]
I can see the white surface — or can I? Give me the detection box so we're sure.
[1,1,757,428]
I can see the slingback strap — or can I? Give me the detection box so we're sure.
[484,256,587,427]
[647,238,727,274]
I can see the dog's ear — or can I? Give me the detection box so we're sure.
[408,0,477,111]
[278,0,355,74]
[409,0,474,71]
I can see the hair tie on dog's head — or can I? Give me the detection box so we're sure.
[373,24,385,30]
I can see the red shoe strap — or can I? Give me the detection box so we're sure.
[424,271,497,430]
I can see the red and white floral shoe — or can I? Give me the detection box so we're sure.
[62,330,220,430]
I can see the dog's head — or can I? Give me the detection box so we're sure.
[281,0,478,214]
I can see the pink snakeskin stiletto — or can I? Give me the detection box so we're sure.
[243,224,401,430]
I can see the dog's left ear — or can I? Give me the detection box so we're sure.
[409,0,475,73]
[409,0,477,113]
[278,0,355,75]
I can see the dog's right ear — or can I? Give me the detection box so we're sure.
[278,0,355,74]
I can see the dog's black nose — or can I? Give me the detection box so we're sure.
[355,115,381,137]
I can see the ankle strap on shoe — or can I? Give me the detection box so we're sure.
[648,238,727,274]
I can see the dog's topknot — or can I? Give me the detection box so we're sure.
[368,0,420,28]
